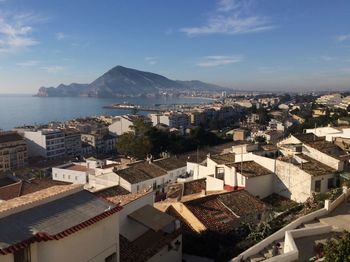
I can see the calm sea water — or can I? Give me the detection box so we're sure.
[0,95,211,130]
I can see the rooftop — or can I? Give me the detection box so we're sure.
[210,153,236,165]
[229,161,274,178]
[62,163,91,172]
[0,132,24,144]
[152,157,186,171]
[293,133,349,160]
[128,204,175,231]
[278,153,338,177]
[20,178,71,196]
[185,190,267,232]
[95,186,152,206]
[116,161,167,184]
[0,189,121,254]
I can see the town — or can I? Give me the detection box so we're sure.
[2,92,350,261]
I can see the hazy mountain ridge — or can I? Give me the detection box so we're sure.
[37,66,228,97]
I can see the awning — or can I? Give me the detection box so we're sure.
[128,204,174,231]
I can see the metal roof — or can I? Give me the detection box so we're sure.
[0,190,118,251]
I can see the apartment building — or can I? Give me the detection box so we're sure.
[19,128,65,160]
[0,132,27,172]
[150,112,190,129]
[61,128,82,158]
[81,132,117,155]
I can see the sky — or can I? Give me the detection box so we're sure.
[0,0,350,93]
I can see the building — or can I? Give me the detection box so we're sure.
[150,112,190,129]
[186,153,275,198]
[279,133,349,171]
[52,163,95,185]
[167,190,270,234]
[246,113,260,124]
[316,93,342,106]
[81,132,117,155]
[109,115,150,136]
[96,188,182,262]
[61,128,82,158]
[233,129,249,141]
[115,161,169,193]
[0,184,122,262]
[0,132,27,172]
[19,128,65,160]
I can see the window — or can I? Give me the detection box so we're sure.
[327,178,334,189]
[105,253,116,262]
[315,180,321,193]
[14,247,31,262]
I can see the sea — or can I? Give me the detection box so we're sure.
[0,94,212,130]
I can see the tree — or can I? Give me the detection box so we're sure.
[324,231,350,262]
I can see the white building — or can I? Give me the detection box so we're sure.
[115,158,187,194]
[52,163,95,184]
[316,93,342,106]
[96,189,182,262]
[19,128,65,160]
[149,112,190,129]
[52,160,120,192]
[109,115,150,136]
[0,184,122,262]
[186,153,274,198]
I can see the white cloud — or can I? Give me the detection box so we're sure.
[336,34,350,42]
[41,65,65,73]
[0,12,41,53]
[145,56,157,65]
[196,55,242,67]
[16,60,40,67]
[181,0,275,36]
[55,32,66,40]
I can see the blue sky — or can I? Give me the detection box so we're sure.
[0,0,350,93]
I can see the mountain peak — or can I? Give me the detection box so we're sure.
[37,66,229,98]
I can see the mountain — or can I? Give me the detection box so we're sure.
[36,65,229,97]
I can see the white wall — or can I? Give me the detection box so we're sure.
[245,174,274,199]
[206,176,224,191]
[52,167,90,184]
[35,213,119,262]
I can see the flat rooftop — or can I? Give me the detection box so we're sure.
[229,161,274,178]
[210,153,236,165]
[63,164,91,172]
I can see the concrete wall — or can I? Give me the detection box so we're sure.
[206,176,224,191]
[245,174,274,199]
[119,193,154,241]
[15,213,120,262]
[274,160,312,202]
[23,131,47,158]
[52,167,89,184]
